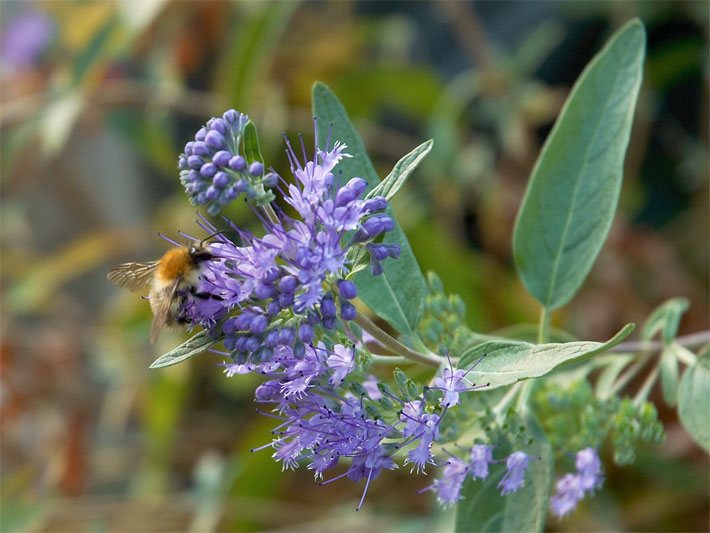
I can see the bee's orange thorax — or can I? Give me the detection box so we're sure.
[156,247,192,283]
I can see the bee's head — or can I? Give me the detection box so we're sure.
[188,242,214,263]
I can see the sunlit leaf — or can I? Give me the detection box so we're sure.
[149,330,217,369]
[457,324,634,389]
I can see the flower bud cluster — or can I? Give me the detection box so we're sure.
[178,110,275,214]
[532,382,664,467]
[611,399,664,465]
[417,272,477,355]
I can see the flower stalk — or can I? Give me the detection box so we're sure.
[353,311,442,367]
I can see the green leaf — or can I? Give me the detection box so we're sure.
[455,413,552,532]
[641,297,690,343]
[71,17,118,85]
[659,346,679,406]
[457,324,634,390]
[242,121,264,164]
[678,358,710,452]
[513,20,646,310]
[367,139,433,200]
[354,224,426,337]
[216,2,297,106]
[595,354,634,399]
[149,330,217,369]
[312,82,427,338]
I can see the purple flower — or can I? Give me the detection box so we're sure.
[222,362,254,377]
[469,444,494,480]
[498,451,531,495]
[1,10,54,70]
[430,455,468,506]
[550,448,604,519]
[550,474,585,518]
[326,344,355,385]
[576,447,602,491]
[433,368,473,407]
[362,375,383,400]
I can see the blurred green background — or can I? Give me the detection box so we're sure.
[1,1,707,531]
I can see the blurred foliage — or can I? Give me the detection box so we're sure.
[1,1,707,531]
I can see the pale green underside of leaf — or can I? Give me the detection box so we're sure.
[678,358,710,452]
[513,19,646,310]
[457,324,634,389]
[367,139,433,201]
[455,413,552,532]
[312,82,427,338]
[149,330,217,369]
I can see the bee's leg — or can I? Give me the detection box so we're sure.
[189,286,224,301]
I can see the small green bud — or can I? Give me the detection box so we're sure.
[378,397,395,410]
[378,381,397,399]
[350,382,368,397]
[405,379,420,400]
[449,294,466,319]
[393,368,408,392]
[427,271,444,293]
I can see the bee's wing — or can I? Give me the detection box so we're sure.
[107,261,159,291]
[149,279,180,343]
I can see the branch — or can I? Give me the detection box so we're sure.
[353,312,442,367]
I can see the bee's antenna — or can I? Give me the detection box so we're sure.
[200,230,228,247]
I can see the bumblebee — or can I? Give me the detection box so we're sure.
[108,241,214,342]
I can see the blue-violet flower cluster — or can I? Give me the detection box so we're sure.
[179,115,399,367]
[168,109,543,510]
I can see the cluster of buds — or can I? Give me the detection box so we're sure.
[178,110,277,214]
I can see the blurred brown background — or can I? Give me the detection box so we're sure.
[1,1,707,531]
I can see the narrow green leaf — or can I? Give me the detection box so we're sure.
[242,121,264,164]
[455,413,552,532]
[678,358,710,452]
[367,139,433,200]
[641,297,690,343]
[312,82,427,338]
[595,354,634,399]
[659,346,679,406]
[71,17,118,85]
[457,324,634,390]
[216,2,296,107]
[513,20,646,310]
[149,330,217,369]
